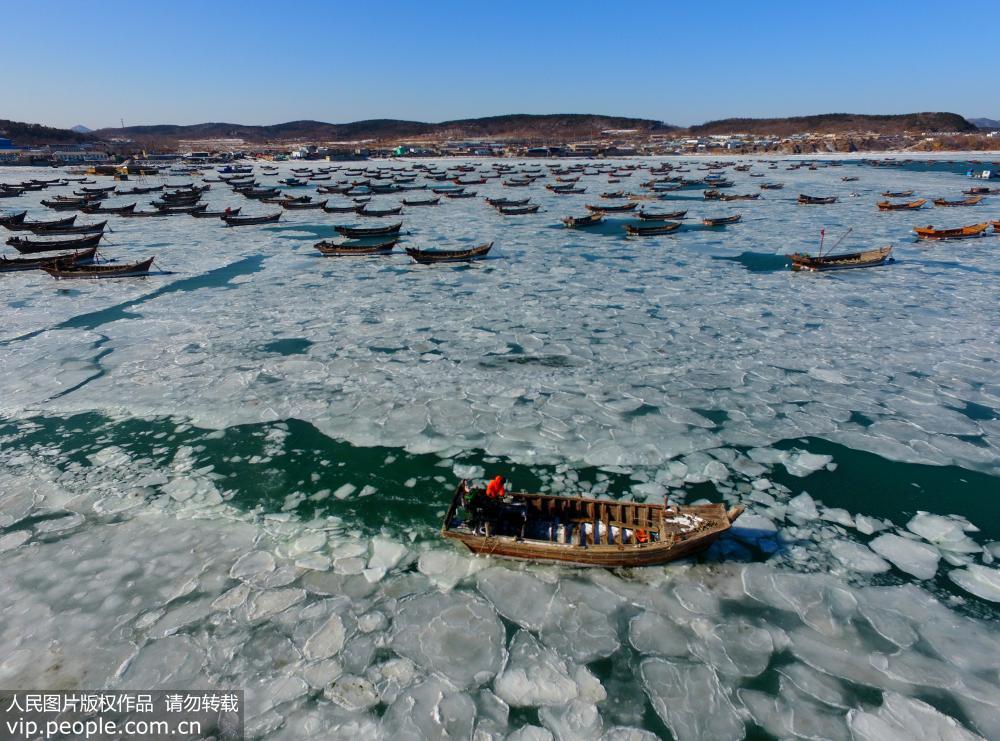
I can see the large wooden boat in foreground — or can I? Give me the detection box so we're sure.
[441,481,744,567]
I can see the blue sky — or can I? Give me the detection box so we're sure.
[4,0,997,129]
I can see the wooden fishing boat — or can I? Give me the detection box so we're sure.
[913,223,989,240]
[787,245,893,272]
[30,219,107,235]
[963,187,997,195]
[0,246,97,272]
[80,202,136,215]
[486,197,530,207]
[550,187,586,194]
[7,232,104,254]
[0,211,27,227]
[42,199,93,210]
[43,256,155,279]
[562,213,604,228]
[116,185,164,195]
[703,190,723,200]
[2,213,76,231]
[993,220,1000,232]
[402,197,440,206]
[585,202,637,213]
[625,222,682,236]
[356,205,403,216]
[81,185,116,193]
[283,199,328,210]
[932,196,982,207]
[498,204,540,215]
[406,242,493,264]
[223,213,281,226]
[446,191,478,199]
[702,214,742,226]
[877,199,926,211]
[759,183,784,190]
[600,190,625,199]
[121,209,171,218]
[882,190,913,198]
[841,176,859,182]
[191,207,242,218]
[638,210,687,221]
[334,221,402,238]
[720,193,760,201]
[155,203,208,214]
[314,238,399,256]
[322,203,359,213]
[797,194,837,205]
[441,481,744,568]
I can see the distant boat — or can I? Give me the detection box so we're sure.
[787,245,894,272]
[0,246,97,272]
[797,194,837,205]
[932,196,982,207]
[406,242,493,264]
[334,222,402,238]
[585,202,637,213]
[7,232,103,254]
[625,222,681,236]
[702,214,742,226]
[223,213,281,226]
[913,223,989,240]
[638,210,687,221]
[315,238,398,256]
[876,199,926,211]
[497,204,539,215]
[562,213,604,228]
[43,256,154,279]
[881,190,914,198]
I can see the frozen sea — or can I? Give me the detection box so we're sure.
[1,155,999,740]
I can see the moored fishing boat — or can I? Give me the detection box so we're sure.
[486,197,530,207]
[223,213,281,226]
[402,197,440,206]
[787,245,894,272]
[876,199,926,211]
[314,238,399,256]
[585,202,637,213]
[30,219,107,235]
[797,194,837,205]
[405,242,493,264]
[638,209,687,221]
[562,213,604,228]
[356,205,403,216]
[913,223,989,240]
[1,213,76,231]
[882,190,914,198]
[441,481,744,567]
[932,196,982,207]
[625,222,681,236]
[334,222,402,238]
[282,199,328,210]
[0,246,97,272]
[498,204,540,215]
[703,214,742,226]
[7,232,104,254]
[43,256,155,279]
[191,207,242,218]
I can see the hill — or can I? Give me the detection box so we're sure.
[95,114,676,144]
[0,119,98,146]
[688,112,976,137]
[969,117,1000,130]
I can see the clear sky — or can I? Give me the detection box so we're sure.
[4,0,997,129]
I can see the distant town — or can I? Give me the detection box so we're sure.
[2,112,999,167]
